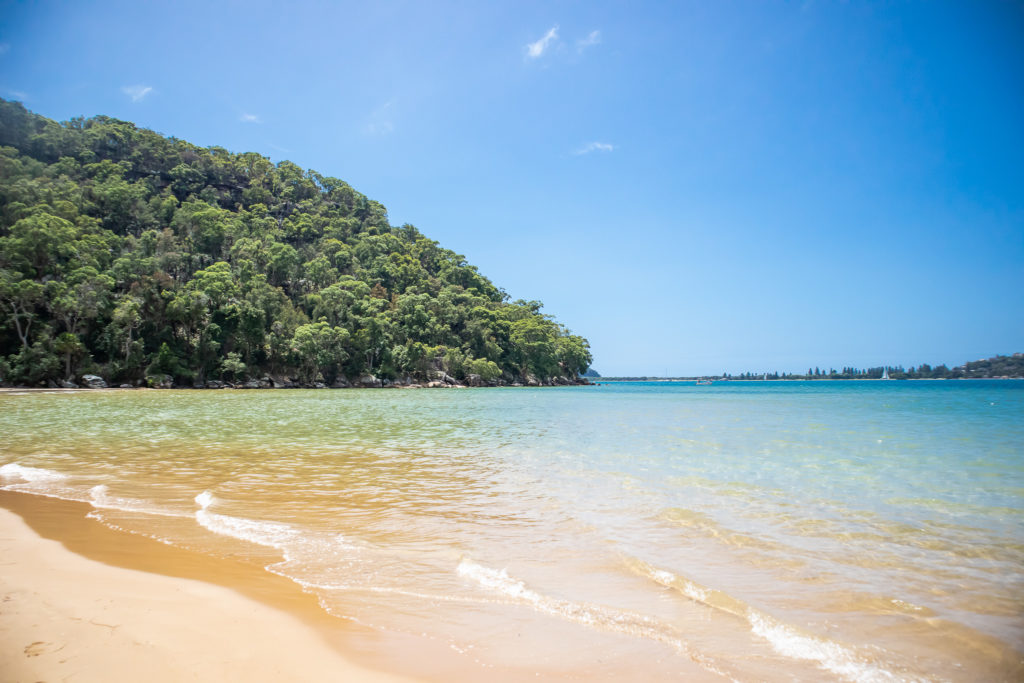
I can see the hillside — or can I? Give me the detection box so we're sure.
[0,100,591,388]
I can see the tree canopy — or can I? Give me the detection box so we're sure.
[0,100,591,387]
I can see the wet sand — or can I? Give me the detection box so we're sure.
[0,490,727,682]
[0,490,418,683]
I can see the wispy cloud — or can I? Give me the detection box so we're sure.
[364,120,394,136]
[240,112,261,123]
[573,141,615,155]
[6,90,28,101]
[363,100,395,136]
[0,43,10,56]
[577,30,601,53]
[526,26,559,59]
[122,84,152,102]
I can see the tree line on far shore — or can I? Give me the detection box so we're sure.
[599,353,1024,381]
[0,100,592,388]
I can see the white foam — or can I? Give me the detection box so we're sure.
[88,485,186,518]
[636,561,906,683]
[196,508,299,550]
[634,560,732,615]
[193,490,300,551]
[0,463,82,502]
[276,574,497,606]
[456,559,541,603]
[456,559,730,677]
[87,511,180,546]
[0,463,68,482]
[649,567,711,603]
[194,490,215,510]
[748,611,903,683]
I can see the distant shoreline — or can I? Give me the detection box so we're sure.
[590,353,1024,382]
[593,377,1024,382]
[0,381,596,393]
[4,377,1023,394]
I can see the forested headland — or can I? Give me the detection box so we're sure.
[0,100,592,388]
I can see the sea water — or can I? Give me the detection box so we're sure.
[1,381,1021,680]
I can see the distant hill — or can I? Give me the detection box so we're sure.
[955,353,1024,378]
[0,100,591,387]
[597,353,1024,382]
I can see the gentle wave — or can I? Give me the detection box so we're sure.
[275,575,500,607]
[0,462,88,504]
[630,558,912,683]
[85,510,181,546]
[1,465,188,520]
[192,489,365,600]
[456,558,733,679]
[89,484,187,518]
[0,462,68,482]
[194,489,300,550]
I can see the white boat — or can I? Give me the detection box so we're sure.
[696,378,713,385]
[882,368,890,380]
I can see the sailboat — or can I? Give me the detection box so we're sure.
[881,368,890,380]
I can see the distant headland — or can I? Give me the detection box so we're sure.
[594,353,1024,381]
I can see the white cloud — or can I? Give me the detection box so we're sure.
[363,100,395,136]
[577,30,601,53]
[0,43,10,55]
[526,26,559,59]
[122,84,152,102]
[573,141,615,155]
[7,90,28,101]
[364,120,394,136]
[240,113,261,123]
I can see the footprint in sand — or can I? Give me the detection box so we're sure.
[24,641,63,657]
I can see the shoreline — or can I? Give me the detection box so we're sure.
[0,378,595,392]
[2,376,1019,395]
[591,376,1024,382]
[0,490,434,682]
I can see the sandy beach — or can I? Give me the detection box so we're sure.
[0,492,416,683]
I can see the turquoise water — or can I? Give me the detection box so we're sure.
[1,380,1022,680]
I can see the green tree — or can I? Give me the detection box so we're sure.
[220,351,247,381]
[45,266,114,335]
[510,315,559,380]
[557,334,593,378]
[0,272,44,347]
[290,320,349,383]
[54,331,86,379]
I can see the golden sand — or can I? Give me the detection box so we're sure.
[0,491,418,683]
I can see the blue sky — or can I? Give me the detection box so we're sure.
[2,1,1022,375]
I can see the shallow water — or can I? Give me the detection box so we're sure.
[2,381,1022,680]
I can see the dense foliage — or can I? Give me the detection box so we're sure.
[0,100,591,387]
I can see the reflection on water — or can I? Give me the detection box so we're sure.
[1,380,1022,681]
